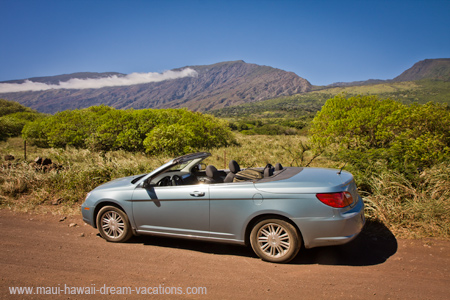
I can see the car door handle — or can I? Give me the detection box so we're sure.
[190,191,205,197]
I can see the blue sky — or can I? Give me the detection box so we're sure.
[1,0,449,86]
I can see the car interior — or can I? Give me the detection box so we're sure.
[149,159,286,187]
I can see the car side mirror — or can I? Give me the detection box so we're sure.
[197,163,206,171]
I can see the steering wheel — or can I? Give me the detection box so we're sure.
[171,175,183,186]
[157,176,172,186]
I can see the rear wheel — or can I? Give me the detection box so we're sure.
[250,218,301,263]
[97,206,133,242]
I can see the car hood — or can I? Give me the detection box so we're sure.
[254,167,354,194]
[92,174,145,191]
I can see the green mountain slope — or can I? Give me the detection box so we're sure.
[211,79,450,119]
[393,58,450,81]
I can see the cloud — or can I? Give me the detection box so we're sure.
[0,68,198,93]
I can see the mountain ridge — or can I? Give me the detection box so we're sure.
[0,61,311,114]
[1,59,449,114]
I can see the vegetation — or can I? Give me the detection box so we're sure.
[211,79,450,136]
[210,93,327,135]
[314,80,450,105]
[363,163,450,238]
[0,99,43,141]
[1,98,35,116]
[211,93,326,119]
[22,106,235,156]
[310,94,450,238]
[310,94,450,176]
[228,118,309,135]
[0,139,162,215]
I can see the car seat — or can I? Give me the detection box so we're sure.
[205,165,223,184]
[224,160,241,183]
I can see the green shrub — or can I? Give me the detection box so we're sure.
[310,94,450,175]
[0,117,23,141]
[22,106,235,155]
[144,112,235,155]
[0,99,36,117]
[0,99,43,141]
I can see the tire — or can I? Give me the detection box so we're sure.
[250,218,301,263]
[96,206,133,242]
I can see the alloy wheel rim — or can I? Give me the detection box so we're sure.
[101,211,125,238]
[257,223,291,258]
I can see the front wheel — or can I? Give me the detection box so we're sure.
[97,206,133,242]
[250,218,301,263]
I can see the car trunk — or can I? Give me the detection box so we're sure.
[254,167,355,194]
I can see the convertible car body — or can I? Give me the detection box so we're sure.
[81,152,365,263]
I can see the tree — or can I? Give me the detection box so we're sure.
[310,94,450,173]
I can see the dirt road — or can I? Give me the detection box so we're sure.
[1,209,449,299]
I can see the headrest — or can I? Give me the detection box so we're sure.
[264,167,274,177]
[229,160,240,174]
[275,163,283,171]
[206,165,218,178]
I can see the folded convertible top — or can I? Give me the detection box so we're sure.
[256,167,303,183]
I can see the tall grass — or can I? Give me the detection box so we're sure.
[0,139,168,214]
[364,163,450,238]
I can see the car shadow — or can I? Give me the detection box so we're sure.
[128,234,257,258]
[291,219,398,266]
[126,219,397,266]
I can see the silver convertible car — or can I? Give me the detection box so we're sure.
[81,152,365,263]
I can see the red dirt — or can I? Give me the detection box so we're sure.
[1,209,449,299]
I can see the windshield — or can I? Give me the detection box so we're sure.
[168,161,191,171]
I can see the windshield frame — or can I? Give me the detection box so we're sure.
[136,152,211,186]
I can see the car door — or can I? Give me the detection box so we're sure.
[131,184,210,237]
[209,181,259,242]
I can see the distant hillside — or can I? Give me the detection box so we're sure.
[211,93,328,119]
[326,79,387,88]
[328,58,450,87]
[393,58,450,82]
[0,61,311,114]
[213,79,450,120]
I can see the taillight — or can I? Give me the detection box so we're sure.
[316,192,354,208]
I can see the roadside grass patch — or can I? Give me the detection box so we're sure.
[363,163,450,239]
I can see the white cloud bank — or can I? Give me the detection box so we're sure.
[0,68,198,93]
